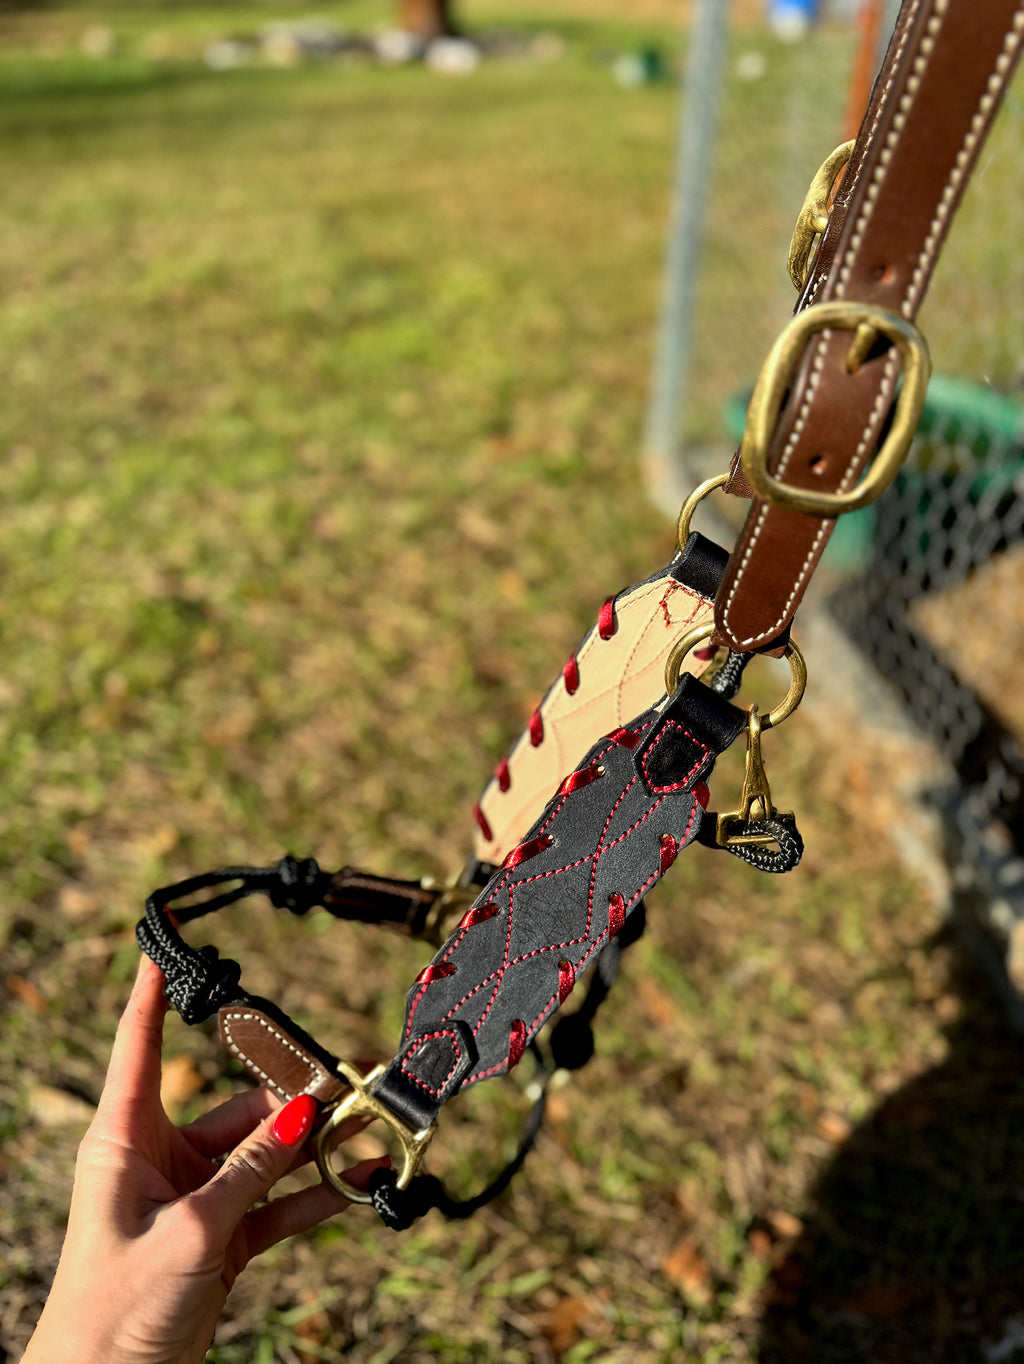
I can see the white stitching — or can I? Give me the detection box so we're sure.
[903,10,1024,318]
[221,1009,330,1097]
[723,0,926,646]
[722,0,1011,647]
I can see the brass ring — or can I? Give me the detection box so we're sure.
[675,473,730,553]
[739,301,931,518]
[314,1060,435,1203]
[663,622,806,728]
[664,621,716,695]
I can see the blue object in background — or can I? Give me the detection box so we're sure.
[768,0,820,40]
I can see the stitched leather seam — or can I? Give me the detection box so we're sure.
[721,0,927,647]
[461,786,681,1039]
[464,797,701,1085]
[221,1010,327,1097]
[399,1029,462,1097]
[640,722,710,792]
[904,12,1024,318]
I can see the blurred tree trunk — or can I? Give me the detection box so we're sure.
[398,0,458,40]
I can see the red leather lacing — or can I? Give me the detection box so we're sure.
[562,654,580,695]
[459,901,499,929]
[415,962,457,985]
[504,833,554,869]
[558,762,605,796]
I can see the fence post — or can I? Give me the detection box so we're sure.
[642,0,730,511]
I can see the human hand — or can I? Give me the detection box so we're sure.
[24,955,383,1364]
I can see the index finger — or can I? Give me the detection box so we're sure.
[96,953,169,1123]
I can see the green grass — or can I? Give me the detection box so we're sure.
[2,6,1024,1362]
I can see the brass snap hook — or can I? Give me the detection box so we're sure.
[314,1060,436,1204]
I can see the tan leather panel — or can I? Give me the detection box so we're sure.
[473,572,715,864]
[218,1006,347,1104]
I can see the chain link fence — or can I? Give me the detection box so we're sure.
[827,70,1024,1023]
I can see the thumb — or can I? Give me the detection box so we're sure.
[190,1093,318,1231]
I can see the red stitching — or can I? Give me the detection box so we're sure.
[640,721,709,792]
[400,1029,463,1096]
[464,850,680,1084]
[659,596,673,628]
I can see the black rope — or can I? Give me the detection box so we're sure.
[709,650,753,701]
[368,1068,548,1231]
[137,856,331,1024]
[717,817,804,874]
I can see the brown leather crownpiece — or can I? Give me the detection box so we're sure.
[715,0,1024,652]
[218,1006,348,1104]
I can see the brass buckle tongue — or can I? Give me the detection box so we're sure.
[314,1060,436,1204]
[716,705,797,849]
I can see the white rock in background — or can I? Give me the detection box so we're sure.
[374,28,425,65]
[735,50,768,82]
[203,38,256,71]
[426,37,481,75]
[261,18,349,64]
[80,24,116,59]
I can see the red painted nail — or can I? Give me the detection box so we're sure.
[272,1093,317,1147]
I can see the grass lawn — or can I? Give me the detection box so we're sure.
[3,5,1024,1361]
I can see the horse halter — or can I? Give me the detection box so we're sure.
[138,0,1024,1229]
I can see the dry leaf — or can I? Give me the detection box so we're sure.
[58,885,101,921]
[766,1209,803,1240]
[661,1236,711,1301]
[539,1295,589,1357]
[6,974,47,1014]
[28,1085,95,1127]
[160,1055,205,1113]
[841,1280,923,1320]
[636,976,682,1029]
[815,1110,852,1144]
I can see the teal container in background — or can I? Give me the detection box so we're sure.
[722,376,1024,572]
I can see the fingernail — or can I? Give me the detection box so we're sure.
[272,1093,318,1147]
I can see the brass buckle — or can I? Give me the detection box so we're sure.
[716,704,796,848]
[739,300,931,518]
[314,1060,436,1204]
[663,621,806,727]
[788,139,855,291]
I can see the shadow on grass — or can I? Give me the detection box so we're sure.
[758,926,1024,1364]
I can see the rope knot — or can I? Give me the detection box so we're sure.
[269,855,328,914]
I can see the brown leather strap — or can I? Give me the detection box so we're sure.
[715,0,1024,652]
[324,866,437,935]
[218,1005,349,1105]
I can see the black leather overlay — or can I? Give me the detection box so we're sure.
[374,1020,477,1133]
[376,679,748,1129]
[674,532,731,601]
[634,674,746,796]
